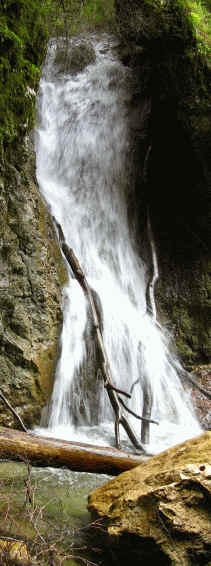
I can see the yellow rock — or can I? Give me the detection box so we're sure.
[88,432,211,565]
[0,538,29,564]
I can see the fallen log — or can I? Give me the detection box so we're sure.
[0,427,145,476]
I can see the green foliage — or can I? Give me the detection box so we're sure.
[81,0,115,27]
[0,0,49,144]
[122,0,211,60]
[47,0,115,36]
[166,0,211,59]
[186,0,211,58]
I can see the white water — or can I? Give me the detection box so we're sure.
[35,34,201,453]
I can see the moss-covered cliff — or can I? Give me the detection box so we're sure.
[0,0,67,427]
[115,0,211,367]
[0,0,49,144]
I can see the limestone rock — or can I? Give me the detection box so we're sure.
[0,138,68,428]
[88,432,211,565]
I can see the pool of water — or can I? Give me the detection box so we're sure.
[0,461,110,565]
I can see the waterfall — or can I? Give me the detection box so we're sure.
[35,33,201,453]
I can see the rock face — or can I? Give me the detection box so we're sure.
[0,139,67,427]
[115,0,211,368]
[88,432,211,565]
[0,0,68,428]
[55,40,96,75]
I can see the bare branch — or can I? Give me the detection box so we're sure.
[0,390,27,432]
[55,219,144,452]
[130,378,139,395]
[105,383,131,399]
[118,397,158,425]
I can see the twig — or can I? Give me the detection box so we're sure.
[105,383,131,399]
[118,397,158,424]
[0,390,27,432]
[130,378,139,395]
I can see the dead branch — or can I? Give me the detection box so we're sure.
[0,390,27,432]
[118,397,158,425]
[55,220,144,451]
[130,378,139,395]
[141,384,153,444]
[105,383,131,399]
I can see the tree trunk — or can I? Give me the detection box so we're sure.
[0,427,144,476]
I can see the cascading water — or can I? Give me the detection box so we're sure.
[35,34,201,453]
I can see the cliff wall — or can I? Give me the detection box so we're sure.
[116,0,211,367]
[0,1,67,427]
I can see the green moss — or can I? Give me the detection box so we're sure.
[142,0,211,59]
[55,41,96,75]
[0,0,49,145]
[80,0,115,28]
[186,0,211,59]
[46,0,115,37]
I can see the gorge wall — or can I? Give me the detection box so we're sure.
[0,1,67,427]
[115,0,211,368]
[0,140,67,427]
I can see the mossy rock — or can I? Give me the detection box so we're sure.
[55,41,96,75]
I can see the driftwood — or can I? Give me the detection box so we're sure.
[0,427,144,476]
[55,220,158,451]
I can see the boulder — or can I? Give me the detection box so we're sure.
[54,41,96,75]
[88,432,211,565]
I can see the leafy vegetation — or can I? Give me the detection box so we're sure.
[80,0,115,27]
[183,0,210,58]
[0,0,49,144]
[47,0,115,37]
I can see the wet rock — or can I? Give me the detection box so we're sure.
[88,432,211,565]
[115,0,211,368]
[0,137,68,428]
[55,41,96,75]
[189,365,211,430]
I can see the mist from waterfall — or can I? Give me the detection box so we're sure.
[35,33,201,453]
